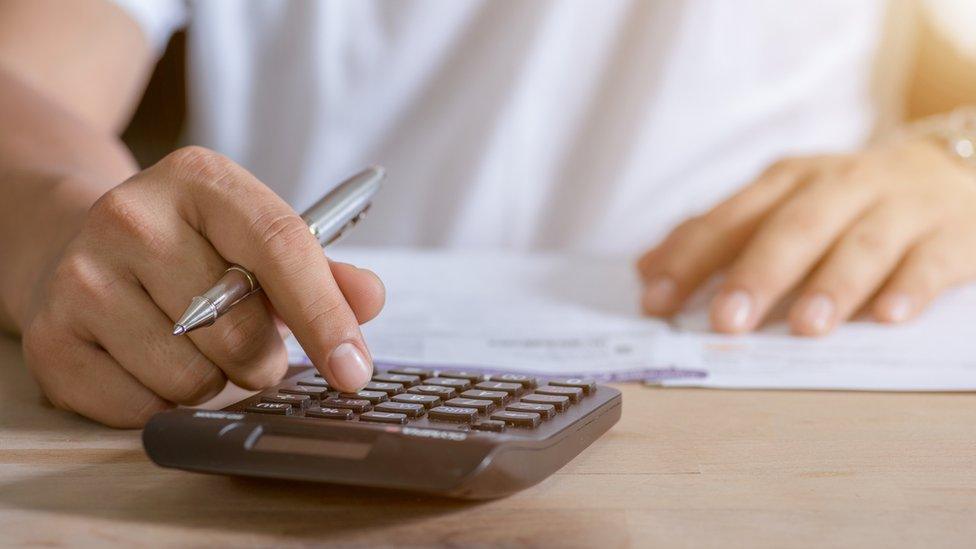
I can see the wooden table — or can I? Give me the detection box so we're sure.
[1,333,974,547]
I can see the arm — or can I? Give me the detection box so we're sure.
[0,0,385,427]
[636,6,976,336]
[0,0,148,332]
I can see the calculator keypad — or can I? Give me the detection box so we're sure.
[428,406,478,423]
[374,401,425,418]
[422,378,472,391]
[359,411,409,424]
[391,393,442,408]
[445,397,495,414]
[339,390,389,404]
[262,393,312,409]
[305,407,354,420]
[239,366,599,434]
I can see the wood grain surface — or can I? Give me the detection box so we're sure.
[0,334,974,548]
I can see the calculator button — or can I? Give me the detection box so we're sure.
[423,378,472,391]
[246,402,293,415]
[460,389,508,405]
[507,402,555,420]
[339,390,388,404]
[487,373,538,389]
[445,398,495,414]
[520,394,570,412]
[386,366,434,378]
[321,397,372,413]
[262,393,312,409]
[534,386,583,404]
[375,401,425,418]
[490,411,541,428]
[438,371,484,382]
[391,393,442,408]
[279,385,329,399]
[305,407,354,420]
[428,406,479,423]
[298,379,330,388]
[364,381,405,395]
[372,373,421,387]
[359,411,408,425]
[409,385,458,399]
[474,381,523,396]
[472,420,506,432]
[549,378,597,395]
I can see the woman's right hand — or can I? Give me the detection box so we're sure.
[18,147,385,428]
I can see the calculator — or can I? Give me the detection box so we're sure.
[143,364,621,499]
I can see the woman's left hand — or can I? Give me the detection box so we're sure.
[637,137,976,336]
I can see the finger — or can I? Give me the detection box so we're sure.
[710,169,878,333]
[872,229,976,323]
[123,217,287,390]
[157,148,371,391]
[637,157,817,316]
[61,345,172,429]
[330,261,385,324]
[788,202,932,336]
[25,324,171,428]
[78,270,228,404]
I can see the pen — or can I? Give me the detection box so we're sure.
[171,166,385,336]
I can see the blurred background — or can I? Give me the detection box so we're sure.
[121,0,976,168]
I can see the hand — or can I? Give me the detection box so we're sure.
[637,138,976,335]
[19,147,385,427]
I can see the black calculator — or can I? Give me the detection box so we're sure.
[143,364,622,499]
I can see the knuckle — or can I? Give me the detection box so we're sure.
[161,146,237,182]
[254,211,316,266]
[20,317,51,366]
[214,310,267,364]
[674,215,714,242]
[21,316,77,390]
[917,248,952,282]
[819,275,861,301]
[167,353,226,404]
[301,292,346,331]
[208,309,284,387]
[51,253,113,303]
[227,336,288,390]
[847,228,889,254]
[768,204,819,236]
[89,188,159,248]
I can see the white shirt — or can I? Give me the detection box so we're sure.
[113,0,893,254]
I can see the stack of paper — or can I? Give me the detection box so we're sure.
[287,247,976,391]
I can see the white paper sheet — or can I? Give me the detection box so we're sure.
[287,247,976,391]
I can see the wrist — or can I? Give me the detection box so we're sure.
[893,106,976,176]
[0,170,109,333]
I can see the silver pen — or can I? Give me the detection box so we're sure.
[172,166,385,336]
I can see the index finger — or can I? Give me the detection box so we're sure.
[156,147,373,391]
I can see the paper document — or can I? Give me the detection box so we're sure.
[287,247,976,391]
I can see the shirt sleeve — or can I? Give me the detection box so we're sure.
[107,0,188,55]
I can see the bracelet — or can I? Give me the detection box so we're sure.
[897,106,976,168]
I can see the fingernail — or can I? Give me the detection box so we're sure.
[794,293,836,335]
[328,342,372,390]
[711,289,755,333]
[642,276,677,314]
[875,293,914,323]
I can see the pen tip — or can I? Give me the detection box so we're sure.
[172,324,186,336]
